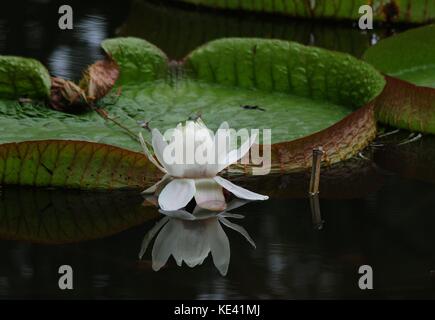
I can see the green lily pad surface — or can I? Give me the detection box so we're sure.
[0,38,384,149]
[364,25,435,88]
[0,79,354,150]
[0,37,385,188]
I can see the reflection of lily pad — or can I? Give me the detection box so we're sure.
[179,0,435,23]
[0,37,385,188]
[374,133,435,184]
[118,0,377,59]
[230,157,385,199]
[0,187,158,244]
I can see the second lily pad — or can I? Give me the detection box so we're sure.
[363,25,435,134]
[364,24,435,88]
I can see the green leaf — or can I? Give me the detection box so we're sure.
[0,56,51,99]
[0,187,158,244]
[364,24,435,88]
[0,37,385,188]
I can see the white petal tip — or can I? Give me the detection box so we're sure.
[159,204,184,211]
[152,265,160,272]
[235,195,268,201]
[151,128,161,135]
[217,266,229,276]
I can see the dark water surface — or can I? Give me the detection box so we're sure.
[1,0,434,299]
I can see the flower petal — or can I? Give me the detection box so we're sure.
[151,219,178,271]
[192,206,221,220]
[214,176,269,201]
[151,129,169,165]
[152,128,184,177]
[206,123,234,176]
[159,209,196,220]
[174,220,210,268]
[207,219,230,276]
[218,212,244,219]
[158,178,196,210]
[196,117,207,128]
[218,121,229,130]
[139,132,166,173]
[216,132,257,173]
[225,199,251,212]
[194,178,226,211]
[139,216,169,259]
[194,212,221,220]
[219,217,256,248]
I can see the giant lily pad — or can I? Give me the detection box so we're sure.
[179,0,435,23]
[0,37,385,189]
[364,25,435,134]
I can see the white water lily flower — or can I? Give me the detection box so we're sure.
[139,119,268,211]
[139,201,255,276]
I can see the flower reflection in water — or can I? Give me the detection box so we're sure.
[139,201,255,276]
